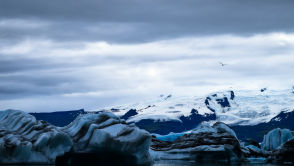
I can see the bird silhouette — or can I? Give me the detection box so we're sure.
[219,61,227,66]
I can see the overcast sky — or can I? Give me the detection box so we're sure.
[1,0,294,112]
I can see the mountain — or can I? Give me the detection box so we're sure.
[231,109,294,142]
[105,89,294,125]
[28,89,294,141]
[30,109,86,127]
[100,89,294,138]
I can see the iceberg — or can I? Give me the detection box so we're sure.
[0,110,151,165]
[261,128,293,151]
[150,122,243,162]
[152,133,185,142]
[60,112,151,165]
[0,110,72,164]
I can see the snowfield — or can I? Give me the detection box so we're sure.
[100,89,294,126]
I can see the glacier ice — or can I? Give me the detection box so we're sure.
[191,122,217,134]
[150,122,242,162]
[245,145,263,156]
[0,110,152,165]
[60,112,152,165]
[101,89,294,128]
[213,121,238,139]
[261,128,293,151]
[153,132,185,142]
[0,110,72,164]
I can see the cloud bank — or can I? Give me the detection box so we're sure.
[0,0,294,112]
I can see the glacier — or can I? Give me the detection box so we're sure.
[97,89,294,139]
[101,89,294,126]
[0,110,151,165]
[27,89,294,141]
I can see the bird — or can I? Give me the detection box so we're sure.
[219,61,227,66]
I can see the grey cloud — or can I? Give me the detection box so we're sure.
[0,57,55,73]
[1,0,294,112]
[0,54,143,100]
[1,0,294,43]
[0,73,79,99]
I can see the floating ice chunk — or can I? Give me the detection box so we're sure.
[153,132,185,142]
[61,112,152,165]
[261,128,293,151]
[191,123,217,134]
[0,110,151,165]
[0,110,72,164]
[213,122,238,138]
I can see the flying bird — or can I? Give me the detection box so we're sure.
[219,62,227,66]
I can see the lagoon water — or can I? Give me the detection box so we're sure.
[0,160,291,166]
[152,160,290,166]
[0,163,289,166]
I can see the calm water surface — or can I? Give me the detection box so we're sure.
[152,160,290,166]
[0,161,291,166]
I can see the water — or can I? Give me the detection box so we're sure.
[152,160,291,166]
[0,160,291,166]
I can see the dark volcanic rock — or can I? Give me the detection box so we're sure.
[261,88,267,92]
[205,91,234,113]
[230,91,235,100]
[216,97,231,108]
[121,109,138,120]
[165,94,172,100]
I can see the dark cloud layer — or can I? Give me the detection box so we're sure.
[1,0,294,43]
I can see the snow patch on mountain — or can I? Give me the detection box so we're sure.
[100,89,294,126]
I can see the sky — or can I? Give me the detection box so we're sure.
[1,0,294,112]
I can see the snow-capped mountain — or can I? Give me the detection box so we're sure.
[102,89,294,126]
[26,88,294,141]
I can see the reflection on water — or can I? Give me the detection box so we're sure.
[0,161,290,166]
[152,160,289,166]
